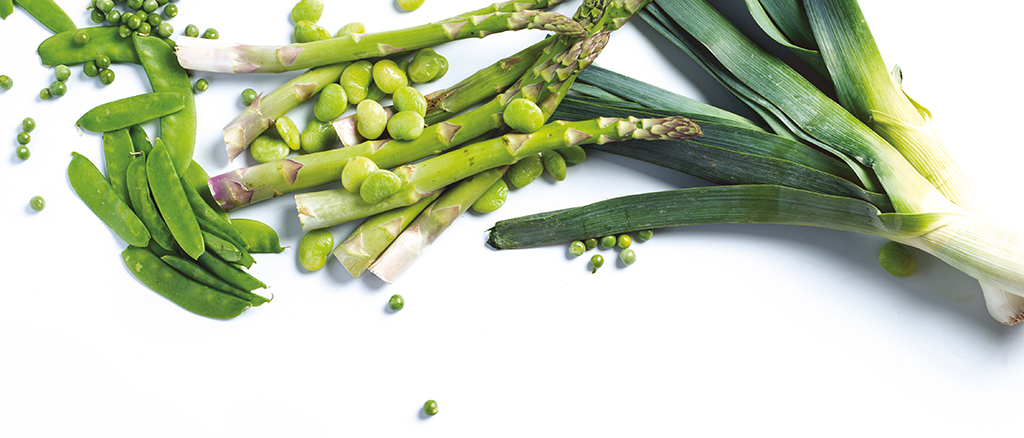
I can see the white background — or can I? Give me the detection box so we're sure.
[3,0,1024,436]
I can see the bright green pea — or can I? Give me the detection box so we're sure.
[371,59,407,94]
[0,75,12,90]
[360,169,401,204]
[506,154,543,188]
[299,229,334,271]
[202,28,219,39]
[584,238,598,250]
[106,10,121,25]
[423,400,438,416]
[194,78,208,92]
[53,65,70,82]
[470,178,507,213]
[340,61,372,104]
[638,229,653,241]
[83,61,99,77]
[138,22,152,35]
[75,29,91,45]
[249,135,290,163]
[96,55,111,70]
[355,99,387,140]
[90,9,105,23]
[127,0,143,9]
[162,4,177,18]
[16,146,30,161]
[157,22,173,38]
[39,88,51,100]
[392,86,427,115]
[388,294,404,312]
[126,14,141,29]
[120,8,133,24]
[314,83,348,122]
[142,0,158,13]
[620,248,637,266]
[184,24,199,37]
[617,234,632,249]
[17,132,30,145]
[48,80,67,97]
[29,196,45,212]
[341,156,379,193]
[99,69,115,86]
[590,254,604,273]
[879,241,915,277]
[240,88,257,106]
[600,235,615,249]
[22,118,36,132]
[569,240,586,257]
[147,12,162,27]
[503,98,545,133]
[541,150,567,181]
[119,25,133,38]
[386,110,424,141]
[291,0,324,24]
[275,116,301,150]
[96,0,114,13]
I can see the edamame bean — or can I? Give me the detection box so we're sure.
[372,59,408,94]
[0,74,12,90]
[54,64,71,82]
[340,60,372,104]
[620,248,636,266]
[22,117,36,132]
[16,146,30,160]
[617,234,632,249]
[275,116,301,150]
[569,240,585,257]
[879,241,915,277]
[78,92,187,133]
[291,0,323,23]
[556,145,587,165]
[122,247,252,320]
[341,156,379,193]
[68,152,151,247]
[541,150,566,181]
[356,99,387,140]
[125,152,176,251]
[99,68,115,85]
[184,24,199,37]
[48,80,67,97]
[503,98,544,133]
[240,88,257,106]
[230,218,285,254]
[386,110,424,141]
[293,20,331,43]
[398,0,425,11]
[365,82,386,102]
[30,196,45,211]
[470,178,507,213]
[161,255,269,306]
[388,294,404,311]
[506,154,543,188]
[249,135,290,163]
[638,229,653,241]
[17,132,31,145]
[147,140,204,259]
[299,229,333,271]
[407,48,441,84]
[360,169,401,204]
[590,254,604,273]
[313,83,348,122]
[423,400,438,416]
[392,86,427,115]
[162,4,177,18]
[334,21,364,38]
[300,118,338,153]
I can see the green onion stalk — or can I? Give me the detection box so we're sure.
[173,1,585,74]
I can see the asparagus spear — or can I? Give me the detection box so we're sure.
[332,192,442,278]
[174,2,584,74]
[294,115,703,231]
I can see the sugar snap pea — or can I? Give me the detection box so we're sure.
[197,252,266,291]
[103,129,135,206]
[13,0,75,34]
[229,218,285,254]
[134,34,196,173]
[126,152,176,252]
[77,92,186,133]
[38,26,139,66]
[68,152,150,247]
[161,255,269,306]
[122,247,251,319]
[147,140,204,259]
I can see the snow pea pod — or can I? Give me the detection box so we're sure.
[121,247,251,320]
[103,129,134,206]
[196,252,266,291]
[182,180,247,250]
[201,230,243,264]
[230,218,285,254]
[134,34,196,173]
[13,0,75,34]
[77,92,186,133]
[37,26,138,66]
[197,217,255,268]
[68,152,150,248]
[129,124,152,154]
[147,140,204,259]
[161,255,269,306]
[126,152,176,252]
[1,0,14,19]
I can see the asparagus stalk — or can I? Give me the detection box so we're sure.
[294,115,703,231]
[174,2,584,74]
[332,192,442,278]
[369,167,508,284]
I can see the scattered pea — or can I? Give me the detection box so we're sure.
[39,88,51,100]
[157,22,173,38]
[617,234,632,249]
[341,156,379,193]
[470,178,507,213]
[392,86,427,115]
[590,254,604,273]
[371,59,408,94]
[275,116,301,150]
[388,294,404,312]
[240,88,258,106]
[194,78,209,92]
[90,8,105,23]
[313,83,348,122]
[29,196,46,212]
[22,118,36,132]
[83,61,99,78]
[99,69,115,86]
[249,135,290,163]
[423,400,439,416]
[184,24,199,37]
[147,12,162,27]
[879,241,915,277]
[569,240,586,257]
[600,235,615,249]
[96,55,111,70]
[156,0,168,6]
[503,98,545,133]
[118,25,133,38]
[386,110,424,141]
[360,169,401,204]
[126,14,141,30]
[138,22,152,35]
[356,100,388,140]
[75,29,91,45]
[299,229,334,271]
[16,146,30,160]
[142,0,158,13]
[17,132,30,145]
[201,28,219,39]
[96,0,114,13]
[0,75,12,90]
[620,248,637,266]
[163,4,178,18]
[48,80,67,97]
[127,0,143,9]
[584,238,597,250]
[638,229,653,241]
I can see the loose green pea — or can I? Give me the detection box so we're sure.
[293,20,331,43]
[121,9,133,25]
[90,9,105,23]
[147,12,162,27]
[184,24,199,37]
[334,21,365,38]
[314,83,349,122]
[119,25,133,38]
[22,118,36,133]
[356,99,388,140]
[291,0,324,24]
[99,69,115,85]
[202,28,219,39]
[157,0,169,6]
[392,86,427,115]
[299,229,334,271]
[590,254,604,273]
[569,240,586,257]
[300,119,337,153]
[617,234,632,249]
[54,65,71,82]
[600,235,615,249]
[360,169,401,204]
[620,248,637,266]
[17,132,30,145]
[879,241,915,277]
[39,88,51,100]
[96,55,111,70]
[340,61,372,104]
[163,4,177,18]
[96,0,114,13]
[16,146,30,160]
[341,156,379,193]
[126,14,141,29]
[386,110,424,141]
[423,400,438,416]
[138,22,152,35]
[249,135,291,163]
[371,59,407,94]
[0,75,12,90]
[275,116,301,150]
[83,61,99,77]
[157,22,173,38]
[240,88,257,106]
[194,78,208,92]
[506,154,543,188]
[30,196,46,212]
[503,98,545,133]
[584,238,598,250]
[75,29,91,45]
[127,0,143,9]
[638,229,653,241]
[541,150,567,181]
[106,10,121,25]
[48,80,67,97]
[407,48,441,84]
[557,145,587,165]
[398,0,425,11]
[388,294,404,311]
[470,178,508,213]
[142,0,158,13]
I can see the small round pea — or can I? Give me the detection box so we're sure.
[105,10,121,25]
[637,229,653,241]
[569,240,586,257]
[74,29,91,45]
[22,118,36,132]
[249,135,291,163]
[162,4,178,18]
[194,78,209,92]
[275,116,301,150]
[599,235,615,249]
[83,61,99,78]
[392,86,427,115]
[16,146,30,161]
[423,400,438,416]
[157,22,173,38]
[17,132,31,145]
[879,241,915,277]
[0,74,12,90]
[120,9,133,25]
[48,80,67,97]
[90,8,105,23]
[147,12,162,27]
[138,22,152,35]
[142,0,158,13]
[584,238,598,250]
[503,98,545,133]
[617,234,632,249]
[126,14,141,30]
[99,69,115,85]
[39,88,51,100]
[201,28,219,39]
[388,294,404,312]
[360,169,401,204]
[341,156,379,193]
[590,254,604,273]
[184,24,199,37]
[356,100,388,140]
[386,110,424,141]
[299,229,334,271]
[29,196,46,212]
[313,83,349,122]
[96,55,111,70]
[96,0,114,13]
[240,88,258,106]
[127,0,143,9]
[54,65,71,82]
[371,59,408,94]
[619,248,637,266]
[118,25,133,38]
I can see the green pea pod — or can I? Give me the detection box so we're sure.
[134,34,196,174]
[1,0,14,19]
[230,218,285,254]
[103,129,134,206]
[201,230,244,264]
[196,252,266,291]
[37,26,139,66]
[179,159,231,223]
[129,124,153,154]
[161,255,269,306]
[126,152,176,252]
[68,152,150,248]
[182,179,247,249]
[147,140,204,260]
[13,0,75,34]
[121,247,251,319]
[78,92,187,133]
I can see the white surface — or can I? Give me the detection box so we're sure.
[2,0,1023,436]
